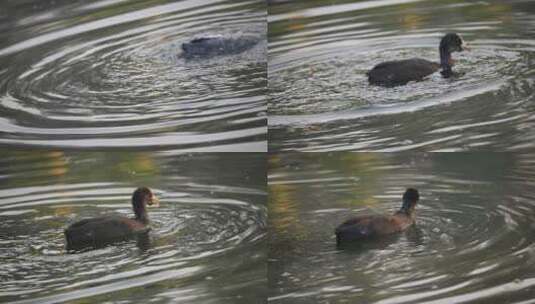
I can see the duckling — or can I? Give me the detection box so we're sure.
[335,188,419,244]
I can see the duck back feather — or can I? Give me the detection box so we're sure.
[367,58,440,87]
[65,215,150,251]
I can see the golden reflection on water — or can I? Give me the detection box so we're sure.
[117,154,159,176]
[400,14,426,30]
[268,155,305,239]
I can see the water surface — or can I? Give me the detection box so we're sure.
[268,0,535,151]
[0,151,266,303]
[0,0,266,151]
[269,153,535,303]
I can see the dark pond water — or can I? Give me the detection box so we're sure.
[0,0,266,151]
[268,0,535,151]
[268,153,535,303]
[0,151,266,303]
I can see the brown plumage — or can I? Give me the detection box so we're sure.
[64,187,159,252]
[335,188,420,244]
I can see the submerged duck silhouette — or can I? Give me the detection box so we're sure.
[181,35,259,58]
[367,33,468,87]
[335,188,420,244]
[64,187,159,252]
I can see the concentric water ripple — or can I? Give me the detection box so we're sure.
[0,152,266,303]
[268,153,535,303]
[268,0,535,151]
[0,0,266,150]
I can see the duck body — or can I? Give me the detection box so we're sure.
[181,35,259,59]
[64,187,159,252]
[367,58,440,87]
[65,215,150,251]
[335,212,414,243]
[367,33,467,87]
[335,188,420,245]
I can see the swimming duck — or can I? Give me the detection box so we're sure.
[64,187,159,252]
[367,33,468,87]
[181,35,259,58]
[335,188,419,244]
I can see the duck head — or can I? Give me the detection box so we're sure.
[439,33,468,77]
[399,188,419,215]
[132,187,159,224]
[441,33,468,53]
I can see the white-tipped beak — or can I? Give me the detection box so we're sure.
[461,39,470,51]
[149,194,160,207]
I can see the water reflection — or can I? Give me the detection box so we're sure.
[268,0,535,151]
[0,0,267,151]
[0,151,266,303]
[268,153,535,303]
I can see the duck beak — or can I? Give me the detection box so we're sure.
[148,194,160,207]
[461,39,470,51]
